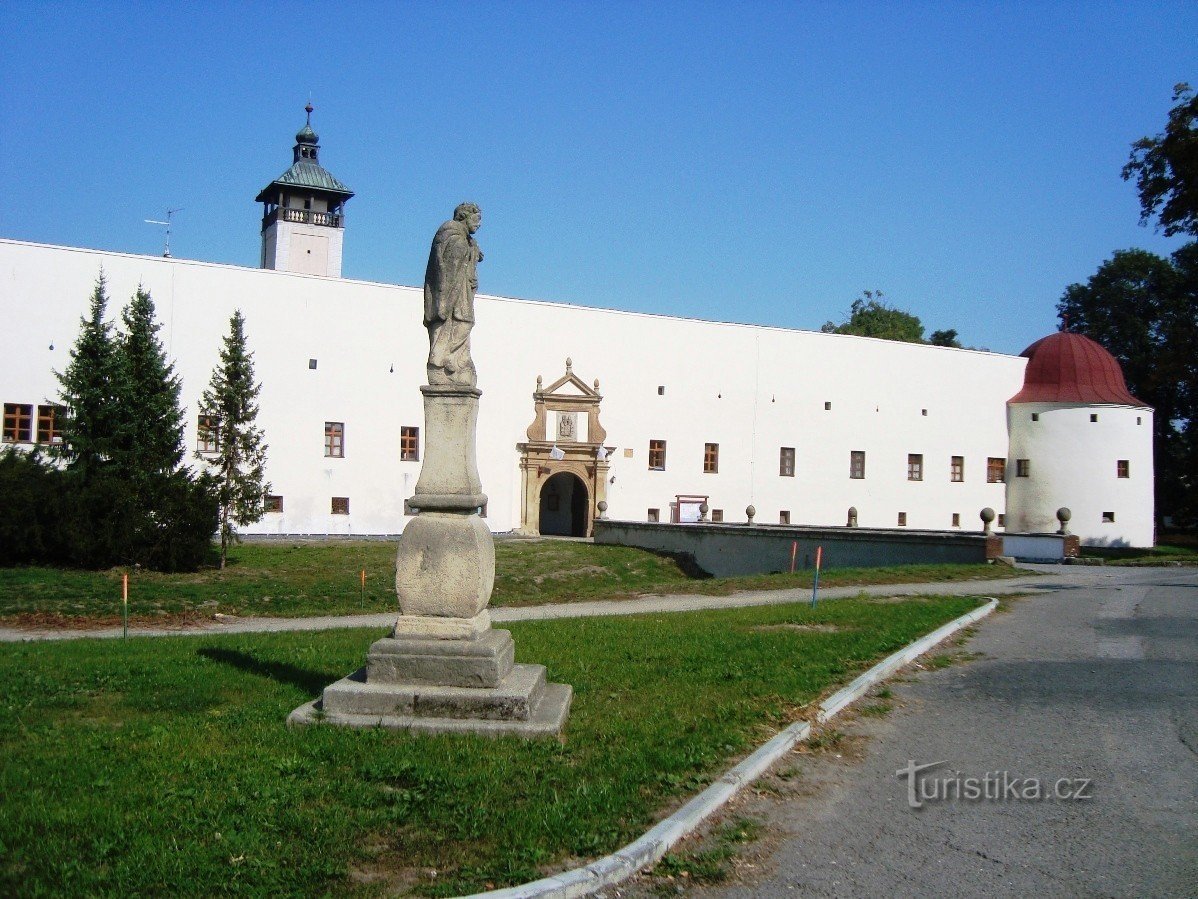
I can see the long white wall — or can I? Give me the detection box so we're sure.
[3,238,1038,539]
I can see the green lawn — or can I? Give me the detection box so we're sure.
[0,538,1019,626]
[1081,540,1198,565]
[0,595,985,896]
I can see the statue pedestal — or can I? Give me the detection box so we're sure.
[290,385,571,738]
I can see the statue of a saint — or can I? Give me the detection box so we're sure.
[424,203,483,386]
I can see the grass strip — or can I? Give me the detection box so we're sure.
[0,594,983,896]
[0,538,1019,625]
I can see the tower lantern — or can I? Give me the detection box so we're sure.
[256,103,354,277]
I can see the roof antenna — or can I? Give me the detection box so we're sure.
[145,208,183,258]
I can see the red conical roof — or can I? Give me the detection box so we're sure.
[1008,331,1146,406]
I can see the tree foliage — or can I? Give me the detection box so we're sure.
[54,273,123,475]
[29,274,219,571]
[821,290,928,343]
[929,329,962,348]
[1122,83,1198,238]
[198,310,270,568]
[1058,245,1198,524]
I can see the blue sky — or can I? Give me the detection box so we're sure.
[1,1,1193,354]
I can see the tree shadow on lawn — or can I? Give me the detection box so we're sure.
[197,646,330,695]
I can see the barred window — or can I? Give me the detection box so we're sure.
[325,421,345,458]
[1117,460,1129,478]
[331,496,350,515]
[950,455,964,482]
[987,457,1006,483]
[37,405,63,444]
[2,403,33,443]
[1016,459,1030,478]
[703,442,719,474]
[400,426,420,461]
[779,447,795,477]
[908,454,923,481]
[850,450,866,479]
[197,414,220,453]
[648,440,666,471]
[264,495,283,513]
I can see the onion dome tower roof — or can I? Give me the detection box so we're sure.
[255,103,353,203]
[1008,331,1146,406]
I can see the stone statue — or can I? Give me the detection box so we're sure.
[424,202,483,386]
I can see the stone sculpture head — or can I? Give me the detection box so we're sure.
[454,202,482,233]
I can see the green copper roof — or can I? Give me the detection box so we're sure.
[256,160,354,202]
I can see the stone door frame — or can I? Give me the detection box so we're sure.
[516,359,610,537]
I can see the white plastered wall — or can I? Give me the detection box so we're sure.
[1005,402,1154,546]
[1,237,1069,540]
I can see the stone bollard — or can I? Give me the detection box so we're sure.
[1056,507,1071,535]
[980,507,996,535]
[746,504,756,526]
[596,500,608,521]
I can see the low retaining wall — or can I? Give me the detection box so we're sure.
[1001,532,1080,562]
[593,520,993,577]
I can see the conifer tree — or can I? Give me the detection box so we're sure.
[117,285,186,491]
[199,310,269,568]
[55,272,123,475]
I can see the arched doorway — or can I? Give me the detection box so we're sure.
[539,472,589,537]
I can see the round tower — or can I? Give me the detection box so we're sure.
[256,104,354,277]
[1005,331,1154,547]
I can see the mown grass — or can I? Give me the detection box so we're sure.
[0,594,983,896]
[1081,539,1198,565]
[0,538,1019,625]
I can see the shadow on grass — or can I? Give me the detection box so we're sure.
[197,647,329,695]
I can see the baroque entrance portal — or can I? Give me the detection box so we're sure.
[517,359,611,536]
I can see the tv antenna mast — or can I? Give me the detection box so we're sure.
[144,207,183,257]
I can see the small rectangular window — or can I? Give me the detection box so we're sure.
[987,457,1006,483]
[952,512,961,527]
[1090,414,1098,422]
[657,386,665,395]
[779,447,795,477]
[997,513,1006,527]
[1031,413,1040,421]
[1016,459,1030,478]
[897,512,907,526]
[907,453,923,481]
[2,403,33,443]
[950,455,964,482]
[308,358,318,370]
[331,496,350,515]
[400,426,420,461]
[1117,460,1130,478]
[648,439,666,471]
[779,510,790,525]
[36,404,63,444]
[325,421,345,458]
[824,401,832,411]
[1102,511,1115,523]
[850,450,866,479]
[711,509,724,522]
[703,442,719,474]
[197,413,220,453]
[647,508,660,523]
[264,495,283,513]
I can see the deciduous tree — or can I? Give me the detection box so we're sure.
[1123,83,1198,238]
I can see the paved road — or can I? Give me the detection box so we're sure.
[0,563,1171,643]
[684,565,1198,898]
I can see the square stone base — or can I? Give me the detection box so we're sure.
[288,627,572,738]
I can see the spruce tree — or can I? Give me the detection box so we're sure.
[55,272,123,476]
[199,310,269,568]
[118,285,186,491]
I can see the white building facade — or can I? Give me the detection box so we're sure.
[0,114,1155,548]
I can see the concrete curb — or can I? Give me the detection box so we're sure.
[467,597,1000,899]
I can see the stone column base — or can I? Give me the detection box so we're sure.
[289,627,572,738]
